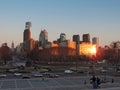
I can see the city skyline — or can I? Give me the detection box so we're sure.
[0,0,120,47]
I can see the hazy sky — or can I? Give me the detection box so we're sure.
[0,0,120,47]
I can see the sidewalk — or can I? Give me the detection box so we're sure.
[0,77,119,90]
[85,82,120,90]
[93,87,120,90]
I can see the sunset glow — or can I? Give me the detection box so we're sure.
[90,46,96,55]
[80,43,97,56]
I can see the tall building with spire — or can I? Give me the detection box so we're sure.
[39,29,48,48]
[23,22,35,54]
[23,22,31,42]
[11,41,15,53]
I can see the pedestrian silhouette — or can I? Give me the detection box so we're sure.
[96,77,101,88]
[111,78,114,83]
[90,75,97,89]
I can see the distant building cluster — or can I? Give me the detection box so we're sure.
[15,22,99,58]
[0,21,120,65]
[0,21,99,63]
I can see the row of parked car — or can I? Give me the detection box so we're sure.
[0,69,74,79]
[0,73,60,79]
[0,74,7,78]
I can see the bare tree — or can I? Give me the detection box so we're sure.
[110,41,120,49]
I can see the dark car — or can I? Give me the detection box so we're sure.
[49,74,59,78]
[22,75,30,79]
[33,73,43,77]
[0,74,7,78]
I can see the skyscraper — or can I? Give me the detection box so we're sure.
[92,37,99,51]
[92,37,99,45]
[23,22,31,42]
[25,22,32,30]
[11,41,15,53]
[60,33,66,42]
[73,35,80,44]
[39,29,48,48]
[83,34,90,43]
[23,22,35,54]
[11,41,14,49]
[73,35,80,55]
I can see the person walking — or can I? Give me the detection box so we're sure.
[96,77,101,88]
[111,78,114,83]
[90,75,97,89]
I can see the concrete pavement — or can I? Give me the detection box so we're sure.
[0,76,120,90]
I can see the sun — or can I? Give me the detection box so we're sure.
[90,46,96,54]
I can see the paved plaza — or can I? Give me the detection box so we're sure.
[0,76,120,90]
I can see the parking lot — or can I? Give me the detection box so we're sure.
[0,77,84,89]
[0,76,120,90]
